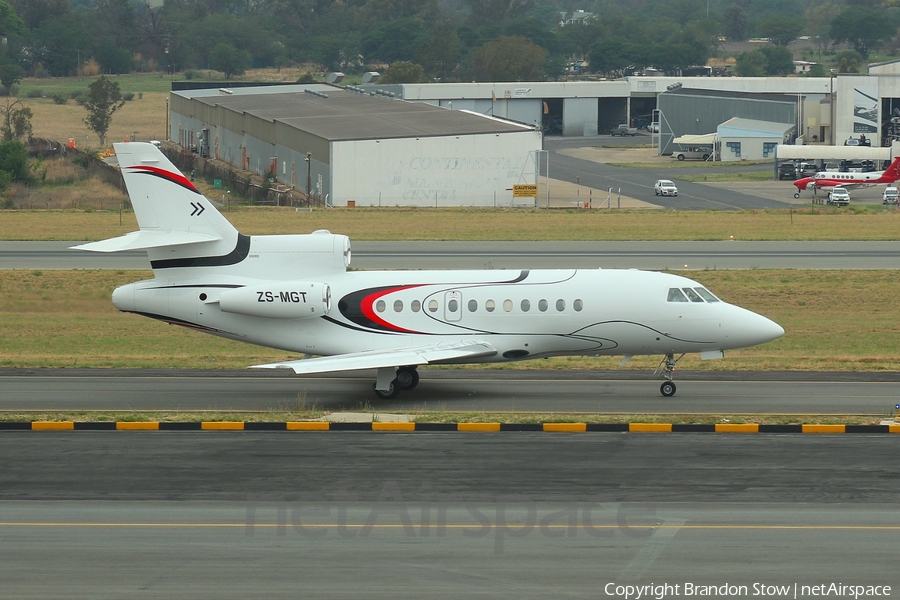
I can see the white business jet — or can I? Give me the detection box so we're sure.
[74,143,783,398]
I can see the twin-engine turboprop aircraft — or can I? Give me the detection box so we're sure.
[74,143,783,398]
[791,156,900,199]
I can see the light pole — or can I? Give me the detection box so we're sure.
[305,152,311,200]
[830,69,835,146]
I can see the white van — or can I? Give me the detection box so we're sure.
[883,187,899,205]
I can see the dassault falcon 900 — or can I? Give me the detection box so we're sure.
[74,143,783,398]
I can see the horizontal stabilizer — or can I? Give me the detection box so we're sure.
[71,230,222,253]
[251,341,497,375]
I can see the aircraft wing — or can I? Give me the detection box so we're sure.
[251,340,497,374]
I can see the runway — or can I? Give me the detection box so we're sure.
[5,240,900,269]
[1,433,898,597]
[2,369,899,414]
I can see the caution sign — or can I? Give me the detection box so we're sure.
[513,184,538,198]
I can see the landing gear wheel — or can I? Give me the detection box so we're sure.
[793,192,800,199]
[660,381,676,397]
[395,367,419,390]
[373,381,400,400]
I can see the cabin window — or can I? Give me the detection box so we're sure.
[468,299,478,312]
[503,299,513,312]
[667,288,688,302]
[538,299,548,312]
[682,288,704,302]
[448,299,458,312]
[521,299,531,312]
[485,299,496,312]
[556,299,566,311]
[694,288,720,302]
[428,299,439,313]
[393,300,403,312]
[411,300,421,312]
[574,299,583,311]
[375,299,386,313]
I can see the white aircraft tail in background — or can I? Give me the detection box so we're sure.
[75,142,783,399]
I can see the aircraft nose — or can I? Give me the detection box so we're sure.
[724,306,784,348]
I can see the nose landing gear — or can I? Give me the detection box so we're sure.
[654,353,683,397]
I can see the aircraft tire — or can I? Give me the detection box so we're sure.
[373,381,400,400]
[793,192,800,199]
[660,381,676,397]
[395,367,419,390]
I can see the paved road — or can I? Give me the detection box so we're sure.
[1,369,898,414]
[545,137,786,210]
[1,433,897,598]
[6,240,900,270]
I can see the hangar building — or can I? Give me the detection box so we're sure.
[169,85,542,207]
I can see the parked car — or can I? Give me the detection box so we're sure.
[827,187,850,207]
[796,162,818,177]
[610,124,638,136]
[672,146,712,161]
[883,187,899,205]
[778,163,797,180]
[654,179,678,196]
[647,122,660,133]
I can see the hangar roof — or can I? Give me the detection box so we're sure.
[175,85,533,141]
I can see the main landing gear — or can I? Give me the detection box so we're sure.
[372,365,419,399]
[654,353,683,397]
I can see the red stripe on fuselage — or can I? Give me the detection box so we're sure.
[360,285,425,333]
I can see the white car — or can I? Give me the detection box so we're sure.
[654,180,678,196]
[884,187,899,205]
[828,187,850,206]
[647,122,660,133]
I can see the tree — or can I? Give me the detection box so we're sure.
[208,42,250,79]
[415,31,461,81]
[721,4,748,41]
[0,98,32,141]
[760,46,794,75]
[380,61,426,83]
[734,51,767,76]
[0,139,33,184]
[467,35,546,82]
[759,15,802,46]
[829,7,893,57]
[83,76,125,146]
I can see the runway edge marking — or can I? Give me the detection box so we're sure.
[0,422,898,433]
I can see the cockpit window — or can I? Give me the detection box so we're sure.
[694,287,720,302]
[682,288,704,302]
[667,288,688,302]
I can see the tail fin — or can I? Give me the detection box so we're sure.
[73,142,241,270]
[884,156,900,182]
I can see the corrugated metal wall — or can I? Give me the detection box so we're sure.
[331,131,542,207]
[658,92,796,155]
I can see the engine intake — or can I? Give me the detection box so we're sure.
[216,282,331,319]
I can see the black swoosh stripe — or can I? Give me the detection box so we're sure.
[150,234,251,270]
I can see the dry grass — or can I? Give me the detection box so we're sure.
[8,205,900,240]
[27,92,168,148]
[1,269,898,371]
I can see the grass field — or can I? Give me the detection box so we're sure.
[1,269,897,372]
[5,205,900,241]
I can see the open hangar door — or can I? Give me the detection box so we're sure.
[541,98,563,135]
[630,96,657,131]
[598,97,627,134]
[882,97,900,147]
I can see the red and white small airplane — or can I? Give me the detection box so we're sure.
[792,156,900,199]
[73,143,783,398]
